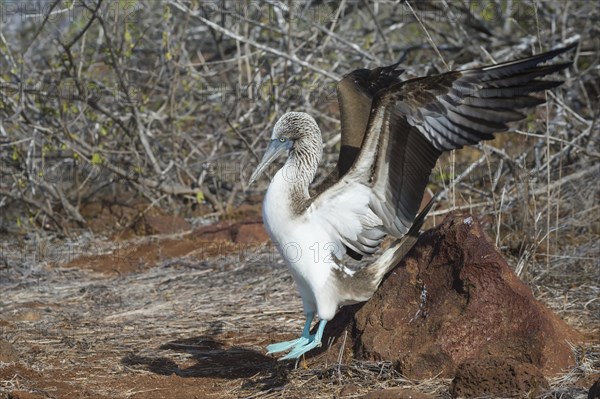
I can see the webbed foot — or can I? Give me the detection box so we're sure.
[266,336,310,354]
[276,319,327,360]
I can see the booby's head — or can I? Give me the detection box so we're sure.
[249,112,320,184]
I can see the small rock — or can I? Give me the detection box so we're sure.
[451,358,549,398]
[362,388,433,399]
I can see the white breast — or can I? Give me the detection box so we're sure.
[262,169,340,319]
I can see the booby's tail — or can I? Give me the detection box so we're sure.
[338,196,435,305]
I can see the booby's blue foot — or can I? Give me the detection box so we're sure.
[266,312,314,355]
[279,338,320,359]
[266,336,309,354]
[279,319,327,360]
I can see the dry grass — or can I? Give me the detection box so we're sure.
[0,234,598,398]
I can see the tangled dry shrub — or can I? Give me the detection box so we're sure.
[0,0,597,343]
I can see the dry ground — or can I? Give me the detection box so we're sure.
[0,209,598,399]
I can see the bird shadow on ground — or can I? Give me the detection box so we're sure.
[120,321,291,390]
[120,304,368,389]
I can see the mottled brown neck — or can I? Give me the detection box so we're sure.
[286,132,323,216]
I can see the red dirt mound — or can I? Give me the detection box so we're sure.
[450,357,549,397]
[318,212,582,386]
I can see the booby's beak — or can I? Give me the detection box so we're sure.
[249,139,293,185]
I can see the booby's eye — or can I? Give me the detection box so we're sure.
[279,138,286,143]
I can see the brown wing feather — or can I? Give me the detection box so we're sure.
[308,42,576,257]
[349,42,577,241]
[312,63,405,259]
[313,62,405,195]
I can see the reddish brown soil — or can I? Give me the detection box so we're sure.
[62,218,269,275]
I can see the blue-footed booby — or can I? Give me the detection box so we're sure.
[249,42,577,360]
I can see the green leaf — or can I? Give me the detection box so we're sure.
[91,153,103,165]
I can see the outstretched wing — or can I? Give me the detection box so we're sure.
[312,62,405,259]
[310,42,576,256]
[313,62,405,195]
